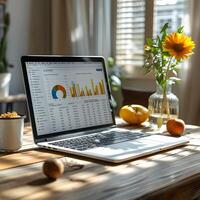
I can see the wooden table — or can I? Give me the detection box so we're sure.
[1,120,200,200]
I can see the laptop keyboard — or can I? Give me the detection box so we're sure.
[49,131,148,151]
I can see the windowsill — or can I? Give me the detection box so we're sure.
[122,66,154,80]
[121,66,156,92]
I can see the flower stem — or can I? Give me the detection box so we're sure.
[161,57,173,118]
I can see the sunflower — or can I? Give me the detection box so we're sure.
[163,32,195,60]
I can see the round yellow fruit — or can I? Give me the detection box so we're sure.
[119,105,149,125]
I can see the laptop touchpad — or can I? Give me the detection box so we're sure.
[84,135,188,157]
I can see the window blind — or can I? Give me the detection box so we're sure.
[115,0,145,68]
[154,0,188,35]
[115,0,188,70]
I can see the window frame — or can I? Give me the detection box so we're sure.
[112,0,188,79]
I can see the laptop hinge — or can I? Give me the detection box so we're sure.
[35,138,46,144]
[36,125,116,144]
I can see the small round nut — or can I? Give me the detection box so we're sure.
[43,158,64,180]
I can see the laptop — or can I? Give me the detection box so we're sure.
[21,56,189,163]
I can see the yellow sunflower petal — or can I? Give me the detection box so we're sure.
[163,32,195,60]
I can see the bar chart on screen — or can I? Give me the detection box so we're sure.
[26,62,113,135]
[69,79,105,97]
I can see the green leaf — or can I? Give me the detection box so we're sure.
[177,25,184,33]
[157,36,162,48]
[112,86,120,92]
[110,75,121,87]
[0,12,11,73]
[146,38,153,46]
[107,57,115,69]
[4,13,10,27]
[143,22,186,88]
[156,73,164,85]
[110,95,117,108]
[160,23,169,34]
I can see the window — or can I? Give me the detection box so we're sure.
[115,0,145,68]
[115,0,188,75]
[154,0,188,35]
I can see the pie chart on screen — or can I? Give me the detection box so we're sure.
[52,85,67,99]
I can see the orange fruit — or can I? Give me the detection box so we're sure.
[119,105,149,125]
[166,118,185,136]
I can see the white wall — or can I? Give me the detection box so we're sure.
[6,0,50,113]
[7,0,31,94]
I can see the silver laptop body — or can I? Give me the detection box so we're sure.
[21,56,188,163]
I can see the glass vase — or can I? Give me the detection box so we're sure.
[148,83,179,128]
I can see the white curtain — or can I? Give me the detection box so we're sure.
[181,0,200,125]
[50,0,111,58]
[93,0,111,57]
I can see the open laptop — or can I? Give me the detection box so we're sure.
[21,56,189,163]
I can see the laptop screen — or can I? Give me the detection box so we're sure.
[25,60,114,136]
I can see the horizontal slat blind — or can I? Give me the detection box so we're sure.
[115,0,188,70]
[115,0,145,67]
[154,0,188,35]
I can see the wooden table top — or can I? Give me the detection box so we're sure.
[1,120,200,200]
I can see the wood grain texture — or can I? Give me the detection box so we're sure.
[0,150,65,170]
[1,122,200,200]
[138,173,200,200]
[0,124,65,170]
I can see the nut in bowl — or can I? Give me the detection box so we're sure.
[0,112,25,152]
